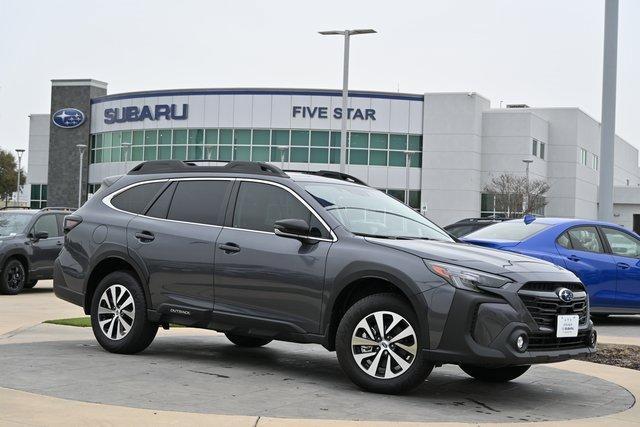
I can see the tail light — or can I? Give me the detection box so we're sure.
[63,215,83,234]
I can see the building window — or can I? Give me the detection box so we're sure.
[532,139,546,160]
[592,153,599,171]
[89,129,424,169]
[539,142,546,160]
[580,148,589,166]
[30,184,47,209]
[481,193,545,218]
[532,139,538,157]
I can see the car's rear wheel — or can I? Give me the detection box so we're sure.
[460,364,530,382]
[0,258,26,295]
[24,280,38,289]
[90,271,157,354]
[225,333,272,348]
[336,293,433,394]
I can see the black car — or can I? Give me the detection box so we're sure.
[444,217,510,238]
[0,207,74,295]
[54,161,596,394]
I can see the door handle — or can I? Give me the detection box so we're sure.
[218,242,240,253]
[135,231,155,242]
[617,262,631,270]
[567,255,581,262]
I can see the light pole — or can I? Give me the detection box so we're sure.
[404,151,414,207]
[76,144,87,208]
[319,28,377,173]
[277,146,289,170]
[598,0,619,222]
[121,141,132,172]
[15,149,25,206]
[522,159,534,214]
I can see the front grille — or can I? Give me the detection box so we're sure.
[518,282,588,328]
[528,330,590,351]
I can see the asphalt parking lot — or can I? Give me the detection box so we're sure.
[1,281,639,425]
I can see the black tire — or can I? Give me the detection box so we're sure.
[335,293,433,394]
[0,258,27,295]
[24,280,38,289]
[90,271,158,354]
[460,365,530,382]
[225,333,272,348]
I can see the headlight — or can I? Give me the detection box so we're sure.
[424,260,512,292]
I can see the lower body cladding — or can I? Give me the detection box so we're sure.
[421,285,597,367]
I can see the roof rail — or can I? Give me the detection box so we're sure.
[285,169,368,186]
[40,207,76,212]
[128,160,288,178]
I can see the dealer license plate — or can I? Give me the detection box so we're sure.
[556,315,579,338]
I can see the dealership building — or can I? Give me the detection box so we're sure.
[25,79,640,231]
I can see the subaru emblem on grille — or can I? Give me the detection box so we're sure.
[557,287,574,303]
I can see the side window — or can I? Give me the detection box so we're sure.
[32,214,59,238]
[111,182,165,214]
[557,231,572,249]
[567,226,604,254]
[166,180,230,225]
[145,183,176,219]
[601,228,640,258]
[233,182,329,238]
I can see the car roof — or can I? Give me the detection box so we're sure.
[286,172,363,187]
[504,217,625,229]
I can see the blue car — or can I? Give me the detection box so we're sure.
[462,217,640,315]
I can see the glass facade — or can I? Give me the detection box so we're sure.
[30,184,47,209]
[381,189,421,210]
[90,129,423,168]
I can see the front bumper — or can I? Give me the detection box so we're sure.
[422,284,596,367]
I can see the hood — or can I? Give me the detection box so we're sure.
[365,238,566,275]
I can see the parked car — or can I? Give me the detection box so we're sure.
[444,217,510,238]
[462,217,640,316]
[0,207,74,295]
[54,161,596,394]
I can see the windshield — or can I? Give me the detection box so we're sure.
[301,182,453,241]
[465,220,550,241]
[0,212,33,236]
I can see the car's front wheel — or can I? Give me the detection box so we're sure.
[460,364,530,382]
[336,293,433,394]
[90,271,158,354]
[0,258,26,295]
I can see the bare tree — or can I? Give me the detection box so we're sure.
[484,173,550,217]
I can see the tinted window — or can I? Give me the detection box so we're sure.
[233,182,329,238]
[167,180,230,225]
[465,221,550,241]
[557,231,572,249]
[601,228,640,258]
[145,183,176,219]
[32,214,59,238]
[567,226,604,254]
[446,224,489,238]
[111,182,164,214]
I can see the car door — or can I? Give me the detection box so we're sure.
[600,227,640,309]
[555,225,617,308]
[28,213,64,278]
[213,180,334,333]
[127,179,232,318]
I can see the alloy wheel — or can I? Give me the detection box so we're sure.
[97,284,136,340]
[351,310,417,379]
[5,264,25,291]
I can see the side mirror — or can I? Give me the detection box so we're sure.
[31,231,49,241]
[274,219,315,243]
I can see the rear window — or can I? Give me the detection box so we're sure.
[111,182,165,214]
[465,221,550,241]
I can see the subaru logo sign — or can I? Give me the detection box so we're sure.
[52,108,85,129]
[557,287,574,303]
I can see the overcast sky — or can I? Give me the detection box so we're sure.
[0,0,638,170]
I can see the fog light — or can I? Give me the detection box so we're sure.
[515,333,528,353]
[589,330,597,347]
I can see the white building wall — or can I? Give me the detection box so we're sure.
[421,93,489,225]
[25,114,50,204]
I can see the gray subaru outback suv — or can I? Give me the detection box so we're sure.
[54,160,596,394]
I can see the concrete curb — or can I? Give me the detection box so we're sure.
[0,359,638,426]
